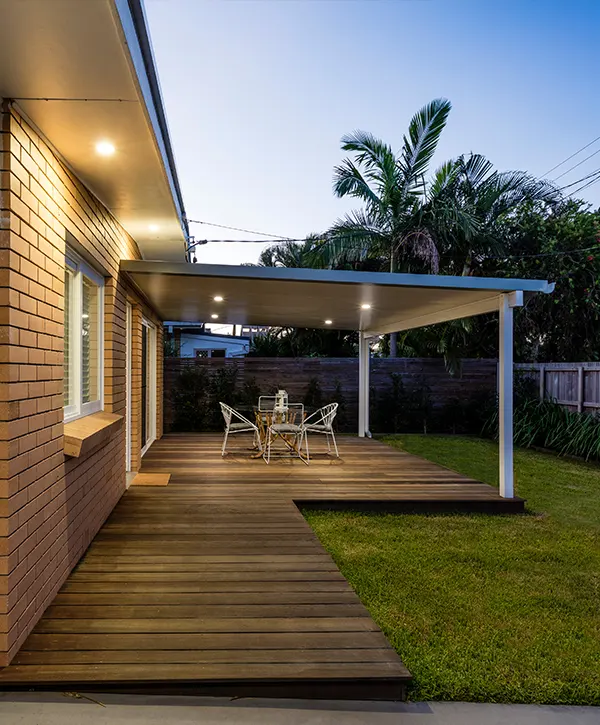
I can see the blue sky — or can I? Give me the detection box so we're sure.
[145,0,600,265]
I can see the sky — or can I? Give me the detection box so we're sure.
[145,0,600,266]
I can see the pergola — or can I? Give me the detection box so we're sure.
[122,260,554,500]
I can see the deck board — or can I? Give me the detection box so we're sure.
[0,434,522,699]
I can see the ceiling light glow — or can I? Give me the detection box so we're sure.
[324,319,332,325]
[361,303,371,310]
[213,296,224,302]
[211,313,219,319]
[149,224,159,232]
[95,140,115,156]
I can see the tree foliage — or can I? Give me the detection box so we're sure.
[255,99,597,365]
[248,327,357,358]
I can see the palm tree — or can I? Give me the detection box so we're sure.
[429,153,560,276]
[258,235,324,268]
[321,100,560,355]
[321,99,460,277]
[321,98,464,354]
[257,99,562,366]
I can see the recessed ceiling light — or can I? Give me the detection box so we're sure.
[361,303,371,310]
[149,224,159,232]
[213,295,224,302]
[324,319,332,325]
[95,140,115,156]
[211,313,219,319]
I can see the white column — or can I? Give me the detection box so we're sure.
[498,294,514,498]
[358,331,370,437]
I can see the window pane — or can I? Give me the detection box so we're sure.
[64,267,74,408]
[82,275,100,404]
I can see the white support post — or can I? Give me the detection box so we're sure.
[358,331,370,437]
[498,293,519,499]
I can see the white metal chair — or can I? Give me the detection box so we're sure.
[219,402,261,457]
[257,395,277,424]
[303,402,340,457]
[258,395,277,412]
[263,402,308,465]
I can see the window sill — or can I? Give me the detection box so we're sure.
[64,411,123,458]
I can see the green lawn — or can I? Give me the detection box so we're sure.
[303,435,600,705]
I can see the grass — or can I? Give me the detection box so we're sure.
[303,435,600,705]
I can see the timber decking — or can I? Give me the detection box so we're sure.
[0,434,522,698]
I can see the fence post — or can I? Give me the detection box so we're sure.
[577,366,584,413]
[539,364,545,401]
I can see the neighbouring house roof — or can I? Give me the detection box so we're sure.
[122,260,554,334]
[166,326,251,343]
[0,0,187,261]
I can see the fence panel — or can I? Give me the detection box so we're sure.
[515,362,600,412]
[163,357,498,433]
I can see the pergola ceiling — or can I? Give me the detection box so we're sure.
[0,0,187,261]
[122,261,554,334]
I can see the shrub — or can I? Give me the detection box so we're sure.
[484,374,600,461]
[206,367,238,430]
[170,363,210,432]
[436,390,497,435]
[371,374,433,434]
[330,378,348,431]
[303,377,324,410]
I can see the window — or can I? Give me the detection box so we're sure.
[64,251,104,421]
[194,348,226,358]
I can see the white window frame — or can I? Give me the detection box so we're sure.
[64,250,104,422]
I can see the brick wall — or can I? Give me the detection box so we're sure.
[0,104,163,665]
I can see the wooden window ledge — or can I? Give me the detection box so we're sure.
[64,412,123,458]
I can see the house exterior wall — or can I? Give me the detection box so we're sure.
[178,332,249,358]
[0,104,163,666]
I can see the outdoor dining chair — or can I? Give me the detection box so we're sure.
[263,402,308,465]
[219,402,261,457]
[302,402,340,457]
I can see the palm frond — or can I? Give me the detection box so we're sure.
[318,211,388,269]
[428,160,460,197]
[401,228,440,273]
[399,98,452,188]
[337,131,399,205]
[460,153,495,188]
[340,131,396,175]
[333,158,383,209]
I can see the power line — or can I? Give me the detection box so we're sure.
[188,234,600,260]
[558,167,600,191]
[552,147,600,181]
[487,244,600,260]
[568,173,600,198]
[542,134,600,177]
[188,219,293,240]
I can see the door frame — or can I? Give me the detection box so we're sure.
[125,301,132,472]
[140,316,157,458]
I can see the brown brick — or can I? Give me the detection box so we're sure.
[0,105,163,667]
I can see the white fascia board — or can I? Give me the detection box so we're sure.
[366,294,505,335]
[121,260,555,295]
[111,0,187,237]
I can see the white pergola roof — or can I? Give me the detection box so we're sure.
[121,260,554,334]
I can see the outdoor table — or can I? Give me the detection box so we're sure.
[233,403,310,460]
[253,405,306,459]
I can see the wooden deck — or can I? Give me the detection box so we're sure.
[0,434,523,699]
